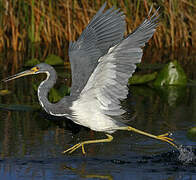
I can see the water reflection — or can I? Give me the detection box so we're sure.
[0,83,196,179]
[63,163,113,180]
[0,53,196,179]
[154,86,187,107]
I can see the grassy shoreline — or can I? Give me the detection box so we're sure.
[0,0,195,55]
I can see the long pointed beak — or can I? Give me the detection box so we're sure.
[2,69,36,82]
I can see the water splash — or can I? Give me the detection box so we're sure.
[165,132,196,164]
[177,145,196,164]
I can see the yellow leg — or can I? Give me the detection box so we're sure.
[119,126,178,149]
[62,134,113,154]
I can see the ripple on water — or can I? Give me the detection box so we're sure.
[177,145,196,164]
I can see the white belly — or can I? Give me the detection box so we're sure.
[70,96,120,132]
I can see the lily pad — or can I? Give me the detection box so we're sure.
[153,60,187,86]
[187,127,196,141]
[45,54,64,65]
[25,58,40,67]
[129,72,157,85]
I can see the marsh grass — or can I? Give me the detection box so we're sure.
[0,0,195,59]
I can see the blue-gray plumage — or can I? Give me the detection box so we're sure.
[3,3,179,154]
[69,2,126,96]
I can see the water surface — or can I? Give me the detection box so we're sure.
[0,54,196,180]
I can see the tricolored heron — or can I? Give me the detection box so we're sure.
[3,3,178,154]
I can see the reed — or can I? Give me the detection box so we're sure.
[0,0,195,58]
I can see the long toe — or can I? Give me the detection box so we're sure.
[62,143,83,154]
[157,133,178,148]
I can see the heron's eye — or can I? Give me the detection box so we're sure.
[31,66,40,72]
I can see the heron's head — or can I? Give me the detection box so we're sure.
[2,63,54,82]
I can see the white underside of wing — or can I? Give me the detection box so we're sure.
[70,44,142,131]
[70,90,122,132]
[70,10,159,131]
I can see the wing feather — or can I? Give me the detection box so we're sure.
[79,10,159,116]
[69,3,126,95]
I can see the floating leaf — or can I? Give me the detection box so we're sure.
[45,54,64,65]
[187,127,196,141]
[129,72,157,85]
[25,58,40,67]
[0,89,11,96]
[153,60,187,86]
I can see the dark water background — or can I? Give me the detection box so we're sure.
[0,50,196,180]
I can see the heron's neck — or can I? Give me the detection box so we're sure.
[37,70,56,113]
[37,69,71,116]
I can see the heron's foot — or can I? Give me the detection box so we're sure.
[62,134,113,155]
[122,126,179,149]
[156,133,178,148]
[63,142,86,154]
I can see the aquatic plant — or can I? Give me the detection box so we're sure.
[0,0,194,54]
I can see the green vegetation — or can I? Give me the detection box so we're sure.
[187,127,196,141]
[25,58,40,66]
[153,60,187,86]
[129,72,157,85]
[154,86,186,107]
[129,61,188,86]
[129,61,189,106]
[25,54,64,66]
[45,54,64,65]
[0,89,11,95]
[0,0,195,54]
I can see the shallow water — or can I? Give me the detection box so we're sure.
[0,59,196,179]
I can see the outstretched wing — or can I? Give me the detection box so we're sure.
[69,3,125,96]
[78,10,159,116]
